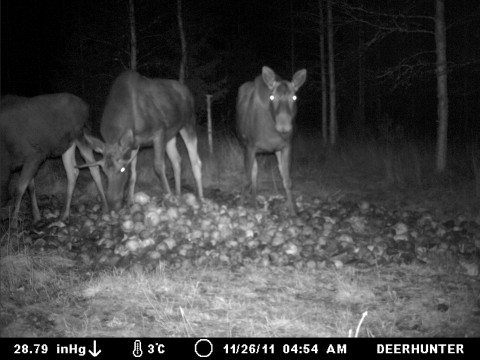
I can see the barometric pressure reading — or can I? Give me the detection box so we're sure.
[14,344,49,355]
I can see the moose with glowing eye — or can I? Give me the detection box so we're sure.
[236,66,306,214]
[81,70,203,211]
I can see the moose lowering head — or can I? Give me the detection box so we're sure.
[82,70,203,211]
[236,66,307,214]
[84,129,139,211]
[0,93,108,226]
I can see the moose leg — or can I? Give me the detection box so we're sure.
[180,127,203,200]
[242,147,258,207]
[275,146,296,215]
[251,155,258,202]
[166,137,182,196]
[240,148,249,206]
[153,132,172,196]
[76,140,108,213]
[127,148,139,206]
[1,171,12,207]
[12,158,42,226]
[27,178,40,223]
[0,150,12,207]
[61,143,79,220]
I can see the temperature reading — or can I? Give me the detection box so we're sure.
[148,343,166,354]
[133,340,143,358]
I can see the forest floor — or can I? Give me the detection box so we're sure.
[1,140,479,339]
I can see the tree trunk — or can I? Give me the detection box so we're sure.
[177,0,187,84]
[434,0,448,172]
[206,95,213,156]
[290,0,295,75]
[358,20,366,132]
[461,1,470,141]
[76,2,86,94]
[128,0,137,70]
[327,0,337,145]
[319,0,328,144]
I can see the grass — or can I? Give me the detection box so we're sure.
[134,129,246,193]
[472,146,480,197]
[15,127,477,213]
[1,252,478,337]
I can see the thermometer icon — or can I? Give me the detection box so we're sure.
[133,340,143,357]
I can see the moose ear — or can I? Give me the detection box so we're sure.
[262,66,277,90]
[119,129,134,149]
[84,133,105,154]
[292,69,307,91]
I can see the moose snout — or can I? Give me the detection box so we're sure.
[275,113,293,134]
[106,190,124,212]
[109,199,123,212]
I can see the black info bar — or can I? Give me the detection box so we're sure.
[4,338,471,359]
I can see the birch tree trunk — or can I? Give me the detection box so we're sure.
[327,0,337,145]
[128,0,137,70]
[435,0,448,172]
[319,0,328,144]
[177,0,187,84]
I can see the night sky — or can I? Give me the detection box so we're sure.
[1,0,479,140]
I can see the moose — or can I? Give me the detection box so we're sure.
[82,70,203,211]
[236,66,307,214]
[0,93,108,226]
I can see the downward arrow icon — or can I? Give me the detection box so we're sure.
[89,340,102,357]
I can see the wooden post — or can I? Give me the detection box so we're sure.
[206,94,213,156]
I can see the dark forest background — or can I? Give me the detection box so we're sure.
[1,0,479,147]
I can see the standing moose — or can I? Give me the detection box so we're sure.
[0,93,108,226]
[82,70,203,211]
[236,66,307,214]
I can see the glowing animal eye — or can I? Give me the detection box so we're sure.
[269,95,275,101]
[120,167,126,173]
[292,95,297,101]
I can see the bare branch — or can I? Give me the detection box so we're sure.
[336,0,435,35]
[375,50,436,90]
